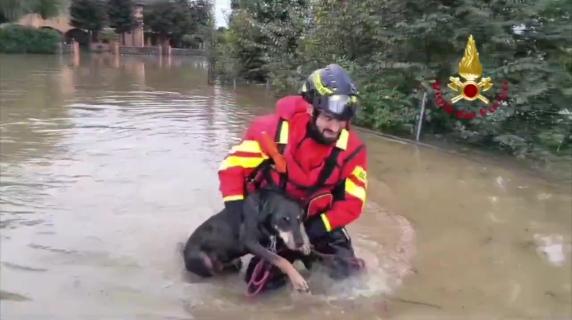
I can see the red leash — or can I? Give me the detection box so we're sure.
[245,236,277,297]
[245,258,272,297]
[244,244,366,297]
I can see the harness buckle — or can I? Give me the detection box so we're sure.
[269,235,277,253]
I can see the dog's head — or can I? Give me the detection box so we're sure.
[258,189,311,254]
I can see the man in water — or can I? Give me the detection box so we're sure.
[218,64,368,291]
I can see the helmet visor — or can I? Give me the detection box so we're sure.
[315,94,357,117]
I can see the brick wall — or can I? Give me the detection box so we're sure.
[119,46,162,55]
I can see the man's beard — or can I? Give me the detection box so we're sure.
[308,121,338,145]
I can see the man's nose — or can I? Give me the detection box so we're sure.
[326,120,340,132]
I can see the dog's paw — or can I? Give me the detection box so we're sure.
[289,271,310,293]
[296,286,311,294]
[299,243,311,256]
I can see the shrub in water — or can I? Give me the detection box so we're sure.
[0,24,61,54]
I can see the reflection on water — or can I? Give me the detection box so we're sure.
[0,53,570,319]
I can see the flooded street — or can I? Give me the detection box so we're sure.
[1,54,571,319]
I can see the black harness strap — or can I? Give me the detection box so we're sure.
[245,159,270,190]
[303,143,364,194]
[306,147,341,194]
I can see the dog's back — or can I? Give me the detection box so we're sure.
[183,208,243,276]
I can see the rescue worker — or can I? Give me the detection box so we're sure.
[217,64,368,291]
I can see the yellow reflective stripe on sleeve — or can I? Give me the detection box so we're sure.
[278,121,289,144]
[219,155,266,170]
[335,129,349,150]
[230,140,263,154]
[345,178,366,202]
[320,213,333,232]
[351,166,367,185]
[223,195,244,202]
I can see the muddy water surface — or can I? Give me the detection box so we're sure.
[1,54,570,319]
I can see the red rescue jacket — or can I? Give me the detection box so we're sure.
[218,95,368,232]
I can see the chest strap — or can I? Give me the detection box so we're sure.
[306,147,341,194]
[297,143,364,194]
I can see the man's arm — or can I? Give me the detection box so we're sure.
[306,147,368,238]
[217,117,276,220]
[218,138,268,202]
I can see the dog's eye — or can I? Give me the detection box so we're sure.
[282,217,290,223]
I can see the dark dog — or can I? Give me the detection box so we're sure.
[183,188,311,292]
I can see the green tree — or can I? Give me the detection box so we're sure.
[144,0,186,46]
[0,24,61,53]
[221,0,308,82]
[106,0,135,44]
[217,0,572,165]
[190,0,211,29]
[70,0,107,42]
[33,0,62,19]
[0,0,62,22]
[144,0,212,48]
[368,0,572,158]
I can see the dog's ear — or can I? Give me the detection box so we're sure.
[245,191,269,220]
[254,188,272,210]
[260,184,281,195]
[240,192,264,243]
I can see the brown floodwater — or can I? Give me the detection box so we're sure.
[1,53,570,319]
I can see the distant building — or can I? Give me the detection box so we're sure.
[16,1,146,48]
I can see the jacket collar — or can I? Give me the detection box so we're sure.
[335,129,349,150]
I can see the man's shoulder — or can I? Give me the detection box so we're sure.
[245,95,309,137]
[339,130,367,173]
[275,95,310,120]
[246,114,280,138]
[345,129,367,155]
